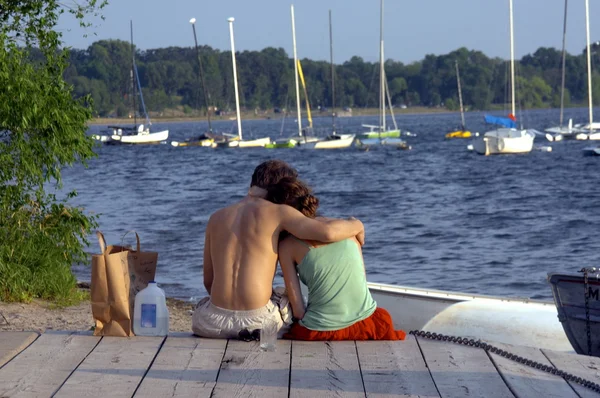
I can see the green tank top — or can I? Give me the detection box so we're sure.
[295,238,377,331]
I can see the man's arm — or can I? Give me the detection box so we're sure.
[278,239,305,319]
[279,205,365,245]
[203,226,214,294]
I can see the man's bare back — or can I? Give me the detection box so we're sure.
[203,187,365,311]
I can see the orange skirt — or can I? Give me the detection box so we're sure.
[283,307,406,341]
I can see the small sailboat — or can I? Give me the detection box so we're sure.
[472,0,536,156]
[217,18,270,148]
[581,0,600,154]
[94,21,168,145]
[356,0,407,149]
[446,60,474,139]
[311,10,355,150]
[268,5,320,149]
[544,1,573,141]
[295,59,321,146]
[171,18,232,148]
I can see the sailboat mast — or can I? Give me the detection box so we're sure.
[190,18,213,132]
[291,5,302,137]
[455,60,466,131]
[228,18,242,140]
[559,0,568,127]
[585,0,593,132]
[379,0,385,137]
[329,10,336,134]
[384,72,398,130]
[130,21,137,128]
[509,0,515,117]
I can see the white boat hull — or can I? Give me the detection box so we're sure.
[92,134,112,143]
[296,136,322,145]
[582,146,600,156]
[367,282,572,352]
[237,137,271,148]
[111,129,169,144]
[356,137,407,148]
[472,128,535,155]
[588,132,600,140]
[312,134,355,149]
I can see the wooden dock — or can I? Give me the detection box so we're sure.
[1,331,599,397]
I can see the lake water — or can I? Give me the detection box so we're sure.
[65,107,600,302]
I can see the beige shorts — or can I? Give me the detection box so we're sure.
[192,297,285,339]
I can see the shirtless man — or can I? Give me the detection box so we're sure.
[192,160,365,339]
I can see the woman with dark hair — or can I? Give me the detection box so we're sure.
[266,177,405,341]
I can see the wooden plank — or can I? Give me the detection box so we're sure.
[289,341,365,398]
[417,337,514,398]
[543,348,600,398]
[0,331,39,368]
[212,339,291,398]
[0,331,100,397]
[55,336,165,398]
[134,335,227,397]
[356,336,439,398]
[488,343,577,398]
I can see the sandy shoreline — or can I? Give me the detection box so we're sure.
[0,295,196,333]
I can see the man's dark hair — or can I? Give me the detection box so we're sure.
[250,160,298,189]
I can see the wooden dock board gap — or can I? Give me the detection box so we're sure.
[134,334,227,398]
[542,349,600,398]
[130,332,168,397]
[487,343,577,398]
[54,335,165,398]
[289,340,365,397]
[0,331,39,369]
[357,336,440,397]
[416,337,514,397]
[211,339,291,397]
[0,331,101,397]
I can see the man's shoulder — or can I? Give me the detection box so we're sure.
[211,199,280,218]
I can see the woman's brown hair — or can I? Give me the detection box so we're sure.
[266,177,319,218]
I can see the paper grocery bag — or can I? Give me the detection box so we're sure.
[91,231,158,336]
[124,231,158,319]
[91,231,132,336]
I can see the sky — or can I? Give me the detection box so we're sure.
[56,0,599,64]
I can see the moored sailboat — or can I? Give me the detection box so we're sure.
[312,10,355,150]
[356,0,407,149]
[472,0,535,156]
[216,18,270,148]
[446,60,475,139]
[94,21,168,145]
[171,18,232,148]
[581,0,600,154]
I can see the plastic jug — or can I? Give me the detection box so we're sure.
[133,281,169,336]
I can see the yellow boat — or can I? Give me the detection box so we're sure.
[445,130,472,139]
[445,61,472,140]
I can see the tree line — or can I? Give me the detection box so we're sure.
[65,40,600,118]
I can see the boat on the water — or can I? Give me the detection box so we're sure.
[312,134,356,149]
[217,18,271,149]
[368,281,572,352]
[314,10,355,150]
[356,0,408,148]
[445,60,475,139]
[548,269,600,356]
[472,0,537,156]
[97,22,168,145]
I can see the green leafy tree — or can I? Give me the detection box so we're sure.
[0,0,106,302]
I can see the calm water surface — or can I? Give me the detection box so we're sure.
[64,107,600,301]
